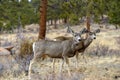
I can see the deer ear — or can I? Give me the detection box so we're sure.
[67,26,74,34]
[95,29,100,33]
[79,28,88,34]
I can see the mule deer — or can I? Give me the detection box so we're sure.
[54,29,100,67]
[76,29,100,64]
[28,27,87,78]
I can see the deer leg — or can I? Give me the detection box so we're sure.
[41,55,47,60]
[66,58,71,76]
[84,55,87,63]
[59,58,64,74]
[28,53,43,79]
[63,57,71,76]
[75,52,79,68]
[82,52,87,63]
[28,57,35,80]
[52,58,56,73]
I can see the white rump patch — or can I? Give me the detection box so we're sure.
[53,39,57,41]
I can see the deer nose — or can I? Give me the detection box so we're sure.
[78,39,81,41]
[94,37,96,39]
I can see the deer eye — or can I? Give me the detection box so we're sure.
[74,33,78,37]
[89,32,93,35]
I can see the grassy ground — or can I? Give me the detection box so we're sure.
[0,56,119,80]
[0,26,120,80]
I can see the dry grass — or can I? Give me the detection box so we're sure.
[2,56,118,80]
[0,25,120,80]
[2,57,119,80]
[19,39,33,57]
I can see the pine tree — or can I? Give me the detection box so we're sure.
[38,0,48,40]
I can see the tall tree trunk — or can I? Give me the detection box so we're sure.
[85,16,90,38]
[38,0,47,40]
[85,0,93,39]
[86,16,90,31]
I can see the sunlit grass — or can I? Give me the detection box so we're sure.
[0,26,120,80]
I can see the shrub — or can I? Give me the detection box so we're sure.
[14,38,35,75]
[86,43,120,57]
[19,39,33,58]
[86,43,109,57]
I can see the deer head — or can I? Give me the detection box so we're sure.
[67,26,88,43]
[89,29,100,40]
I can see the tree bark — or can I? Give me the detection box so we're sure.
[85,0,93,39]
[38,0,47,40]
[85,16,90,38]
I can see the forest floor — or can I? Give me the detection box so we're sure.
[0,25,120,80]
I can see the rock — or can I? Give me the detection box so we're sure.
[0,47,20,76]
[0,47,11,56]
[3,46,14,51]
[0,55,15,69]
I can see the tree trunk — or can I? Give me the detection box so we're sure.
[115,25,118,29]
[63,17,68,24]
[54,19,57,29]
[85,16,90,38]
[85,0,93,38]
[38,0,47,40]
[50,19,53,25]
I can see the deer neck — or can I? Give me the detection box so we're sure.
[71,38,82,51]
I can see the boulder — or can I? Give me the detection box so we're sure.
[0,47,19,76]
[3,46,14,51]
[0,47,11,56]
